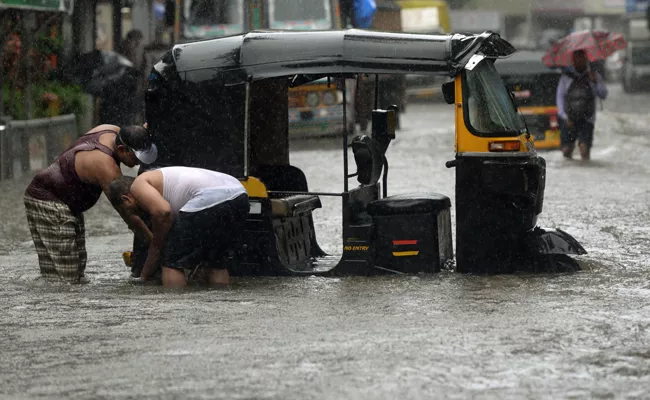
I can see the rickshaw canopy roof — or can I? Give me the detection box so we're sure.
[494,50,560,76]
[162,29,516,84]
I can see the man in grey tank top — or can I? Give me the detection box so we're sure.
[107,167,249,288]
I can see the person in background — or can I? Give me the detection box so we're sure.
[118,30,144,72]
[556,50,608,160]
[115,29,145,125]
[24,125,157,283]
[107,166,249,289]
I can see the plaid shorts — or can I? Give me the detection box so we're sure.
[24,194,87,283]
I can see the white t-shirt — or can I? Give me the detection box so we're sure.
[160,166,246,214]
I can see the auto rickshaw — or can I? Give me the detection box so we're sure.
[494,50,562,150]
[126,29,586,277]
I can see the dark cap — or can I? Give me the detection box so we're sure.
[117,126,158,164]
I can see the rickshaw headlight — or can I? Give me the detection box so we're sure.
[323,91,337,106]
[306,92,320,107]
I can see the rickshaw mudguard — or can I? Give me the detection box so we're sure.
[524,227,587,256]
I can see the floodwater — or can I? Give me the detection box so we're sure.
[1,84,649,399]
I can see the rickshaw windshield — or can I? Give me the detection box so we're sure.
[501,73,560,107]
[268,0,332,30]
[183,0,244,38]
[464,59,526,137]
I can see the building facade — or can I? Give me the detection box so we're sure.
[465,0,626,48]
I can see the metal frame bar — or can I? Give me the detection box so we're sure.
[244,81,250,178]
[342,77,349,193]
[268,190,343,197]
[374,74,379,109]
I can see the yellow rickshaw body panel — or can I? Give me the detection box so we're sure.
[453,76,535,155]
[241,176,268,198]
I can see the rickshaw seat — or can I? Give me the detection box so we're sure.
[253,165,309,192]
[250,165,321,216]
[270,195,322,217]
[367,193,451,216]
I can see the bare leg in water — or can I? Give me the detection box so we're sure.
[579,142,590,161]
[206,268,229,287]
[161,266,187,289]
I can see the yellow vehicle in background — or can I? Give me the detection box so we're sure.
[399,0,450,33]
[371,0,450,33]
[495,50,562,150]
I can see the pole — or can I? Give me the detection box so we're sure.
[23,12,36,120]
[0,11,9,116]
[526,0,534,47]
[113,0,122,51]
[342,78,348,193]
[374,74,379,109]
[244,82,250,178]
[174,0,181,43]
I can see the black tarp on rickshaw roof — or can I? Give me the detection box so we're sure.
[164,29,517,84]
[494,50,560,76]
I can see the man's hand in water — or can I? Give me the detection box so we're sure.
[566,119,573,128]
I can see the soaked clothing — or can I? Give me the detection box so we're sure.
[156,167,248,270]
[24,129,118,282]
[24,194,87,283]
[560,119,595,148]
[163,193,249,270]
[556,68,607,125]
[25,129,120,214]
[160,166,246,214]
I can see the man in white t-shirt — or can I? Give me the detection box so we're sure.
[107,166,249,288]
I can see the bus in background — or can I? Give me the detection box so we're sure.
[355,0,450,131]
[144,0,260,85]
[269,0,359,137]
[181,0,248,39]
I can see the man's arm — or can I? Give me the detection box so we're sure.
[556,75,569,121]
[93,158,153,242]
[130,174,173,279]
[591,71,608,100]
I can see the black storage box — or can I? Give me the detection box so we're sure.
[367,193,453,274]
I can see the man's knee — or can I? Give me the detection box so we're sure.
[161,266,187,288]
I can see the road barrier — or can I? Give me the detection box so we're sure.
[0,114,78,181]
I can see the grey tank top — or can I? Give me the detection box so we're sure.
[160,166,246,214]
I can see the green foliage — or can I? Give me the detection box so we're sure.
[3,82,85,124]
[33,34,63,57]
